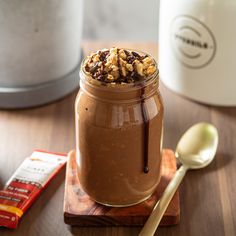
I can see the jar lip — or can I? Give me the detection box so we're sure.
[80,49,159,92]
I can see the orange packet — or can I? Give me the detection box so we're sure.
[0,150,67,229]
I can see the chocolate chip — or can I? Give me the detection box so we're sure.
[97,75,106,81]
[117,49,122,79]
[116,76,125,83]
[132,71,142,81]
[127,56,135,64]
[132,51,142,59]
[101,70,107,75]
[124,49,131,57]
[89,62,99,74]
[85,64,90,72]
[99,50,109,61]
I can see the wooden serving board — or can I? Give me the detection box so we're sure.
[63,149,180,226]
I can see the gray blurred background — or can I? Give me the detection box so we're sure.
[83,0,160,41]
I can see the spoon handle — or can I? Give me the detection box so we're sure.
[139,165,188,236]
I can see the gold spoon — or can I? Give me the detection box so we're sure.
[139,122,219,236]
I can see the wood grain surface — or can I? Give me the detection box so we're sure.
[0,41,235,236]
[64,149,179,226]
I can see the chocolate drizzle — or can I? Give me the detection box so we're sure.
[140,86,149,174]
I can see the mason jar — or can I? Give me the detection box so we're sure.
[75,52,164,207]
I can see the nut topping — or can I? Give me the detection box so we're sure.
[83,47,157,83]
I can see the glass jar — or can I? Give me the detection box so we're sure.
[75,53,164,207]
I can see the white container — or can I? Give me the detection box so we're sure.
[159,0,236,106]
[0,0,83,108]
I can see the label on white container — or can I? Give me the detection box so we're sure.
[170,15,216,69]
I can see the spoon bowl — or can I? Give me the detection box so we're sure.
[176,122,219,169]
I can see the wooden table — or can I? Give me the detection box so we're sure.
[0,42,235,236]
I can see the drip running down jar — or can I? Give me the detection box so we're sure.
[75,48,164,207]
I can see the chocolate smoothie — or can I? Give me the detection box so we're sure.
[75,48,163,206]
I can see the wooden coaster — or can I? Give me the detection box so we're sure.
[63,149,180,226]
